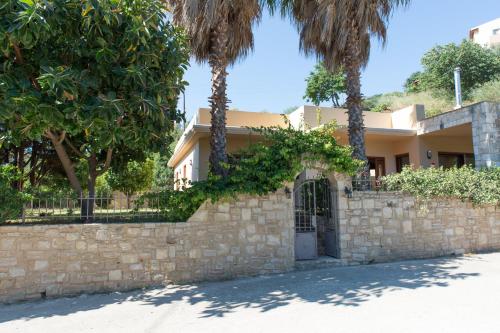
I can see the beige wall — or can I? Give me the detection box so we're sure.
[417,135,474,168]
[470,18,500,48]
[173,143,199,188]
[300,106,394,129]
[197,108,287,128]
[391,105,425,129]
[197,134,264,182]
[198,137,210,182]
[172,104,479,184]
[335,133,415,174]
[186,128,474,184]
[0,190,294,303]
[287,106,305,129]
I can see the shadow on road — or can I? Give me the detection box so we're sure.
[0,255,482,322]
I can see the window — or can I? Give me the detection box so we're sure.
[395,153,410,173]
[438,152,474,169]
[183,164,187,179]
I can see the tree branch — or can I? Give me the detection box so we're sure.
[98,148,113,176]
[9,37,41,90]
[64,136,84,158]
[57,131,66,144]
[11,41,24,64]
[45,129,83,194]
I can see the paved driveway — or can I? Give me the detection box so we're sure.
[2,252,500,333]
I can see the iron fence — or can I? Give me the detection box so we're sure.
[19,193,163,223]
[351,177,384,192]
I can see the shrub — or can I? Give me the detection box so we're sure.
[370,103,391,113]
[0,165,31,223]
[363,91,456,117]
[470,79,500,103]
[419,40,500,100]
[141,122,363,221]
[382,166,500,206]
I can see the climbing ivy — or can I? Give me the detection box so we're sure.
[142,122,363,221]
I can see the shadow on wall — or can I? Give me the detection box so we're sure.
[0,255,482,322]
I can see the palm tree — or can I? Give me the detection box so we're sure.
[268,0,409,184]
[169,1,262,177]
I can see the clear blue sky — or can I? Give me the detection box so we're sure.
[180,1,500,120]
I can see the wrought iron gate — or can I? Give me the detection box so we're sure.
[294,177,338,260]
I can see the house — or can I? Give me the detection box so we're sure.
[168,102,499,187]
[469,18,500,48]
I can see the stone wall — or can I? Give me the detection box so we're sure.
[471,102,499,168]
[417,101,500,168]
[339,191,500,263]
[0,190,294,303]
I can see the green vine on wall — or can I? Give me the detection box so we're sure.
[142,122,363,222]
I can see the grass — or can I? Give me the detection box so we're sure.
[470,79,500,103]
[365,81,500,117]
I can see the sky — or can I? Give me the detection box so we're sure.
[179,0,500,120]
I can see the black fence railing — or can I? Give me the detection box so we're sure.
[17,193,163,224]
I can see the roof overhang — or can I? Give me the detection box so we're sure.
[168,124,417,168]
[167,125,264,167]
[334,126,416,136]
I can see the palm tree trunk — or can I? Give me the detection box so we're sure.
[208,16,229,177]
[344,27,369,189]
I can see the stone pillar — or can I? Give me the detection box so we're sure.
[471,102,500,168]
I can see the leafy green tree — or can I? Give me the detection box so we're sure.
[404,71,427,93]
[418,40,500,99]
[106,159,155,209]
[151,126,182,191]
[0,0,189,218]
[169,0,262,177]
[0,165,31,223]
[304,63,346,107]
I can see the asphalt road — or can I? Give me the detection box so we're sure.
[2,252,500,333]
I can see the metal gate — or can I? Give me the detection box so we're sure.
[294,177,338,260]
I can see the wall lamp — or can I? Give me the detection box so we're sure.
[344,186,353,198]
[284,186,291,199]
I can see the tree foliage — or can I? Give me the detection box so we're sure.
[0,165,31,223]
[410,40,500,99]
[0,0,189,212]
[143,122,363,221]
[404,71,427,93]
[304,63,346,107]
[106,159,154,205]
[150,126,182,191]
